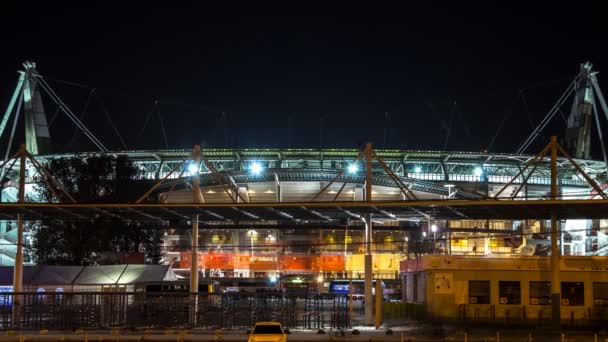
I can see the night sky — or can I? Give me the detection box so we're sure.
[1,3,607,156]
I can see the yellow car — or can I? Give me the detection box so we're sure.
[247,322,288,342]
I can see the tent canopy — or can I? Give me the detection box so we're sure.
[0,265,174,286]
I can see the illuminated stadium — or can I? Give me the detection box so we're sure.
[1,61,608,289]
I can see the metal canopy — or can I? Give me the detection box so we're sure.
[1,199,607,223]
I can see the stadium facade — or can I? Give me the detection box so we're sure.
[1,61,608,286]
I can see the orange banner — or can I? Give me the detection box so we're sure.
[280,255,313,270]
[179,252,389,272]
[206,253,234,269]
[319,255,345,271]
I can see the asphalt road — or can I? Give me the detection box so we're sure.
[0,328,606,342]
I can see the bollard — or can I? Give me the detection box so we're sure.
[85,333,89,342]
[528,332,533,342]
[19,335,23,342]
[561,333,565,342]
[594,332,597,342]
[496,331,499,342]
[401,332,404,342]
[464,331,468,342]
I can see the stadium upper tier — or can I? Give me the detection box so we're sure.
[17,147,605,203]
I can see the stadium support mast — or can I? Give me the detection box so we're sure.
[0,61,108,157]
[22,62,52,155]
[518,62,608,174]
[565,62,594,159]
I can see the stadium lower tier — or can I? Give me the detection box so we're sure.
[177,252,402,279]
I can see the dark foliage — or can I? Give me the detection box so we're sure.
[30,155,163,265]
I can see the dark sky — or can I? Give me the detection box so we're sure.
[1,3,607,155]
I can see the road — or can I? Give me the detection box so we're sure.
[0,327,606,342]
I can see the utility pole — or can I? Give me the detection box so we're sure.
[550,136,561,328]
[190,145,203,326]
[364,143,374,325]
[12,144,26,324]
[364,213,373,325]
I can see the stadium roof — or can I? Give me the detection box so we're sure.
[1,199,607,224]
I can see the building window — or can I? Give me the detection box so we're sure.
[498,281,521,304]
[469,281,490,304]
[593,282,608,306]
[529,281,551,305]
[561,282,584,306]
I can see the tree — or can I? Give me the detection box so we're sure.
[30,155,163,265]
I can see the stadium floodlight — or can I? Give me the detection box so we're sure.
[249,162,263,175]
[188,163,199,175]
[347,163,359,174]
[474,167,483,176]
[414,166,422,173]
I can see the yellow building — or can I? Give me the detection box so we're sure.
[402,255,608,324]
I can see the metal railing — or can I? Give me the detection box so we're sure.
[0,292,350,330]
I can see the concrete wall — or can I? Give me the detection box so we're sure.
[403,256,608,322]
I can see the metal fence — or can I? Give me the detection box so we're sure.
[0,292,350,330]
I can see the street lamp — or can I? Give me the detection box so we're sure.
[247,230,257,258]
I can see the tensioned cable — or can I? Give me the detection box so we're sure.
[33,74,108,152]
[66,88,96,150]
[94,92,128,150]
[517,80,575,154]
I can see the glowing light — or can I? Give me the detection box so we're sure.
[422,231,427,237]
[264,189,275,194]
[474,167,483,176]
[431,224,438,233]
[269,276,277,283]
[206,190,216,194]
[348,163,359,174]
[414,166,422,173]
[188,163,199,175]
[317,275,324,283]
[250,162,263,175]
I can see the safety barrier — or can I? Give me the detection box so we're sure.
[0,292,349,330]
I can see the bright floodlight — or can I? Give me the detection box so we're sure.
[250,162,263,175]
[474,167,483,176]
[188,163,199,175]
[431,224,438,233]
[317,275,324,283]
[269,275,277,283]
[422,231,427,237]
[347,163,359,174]
[414,166,422,173]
